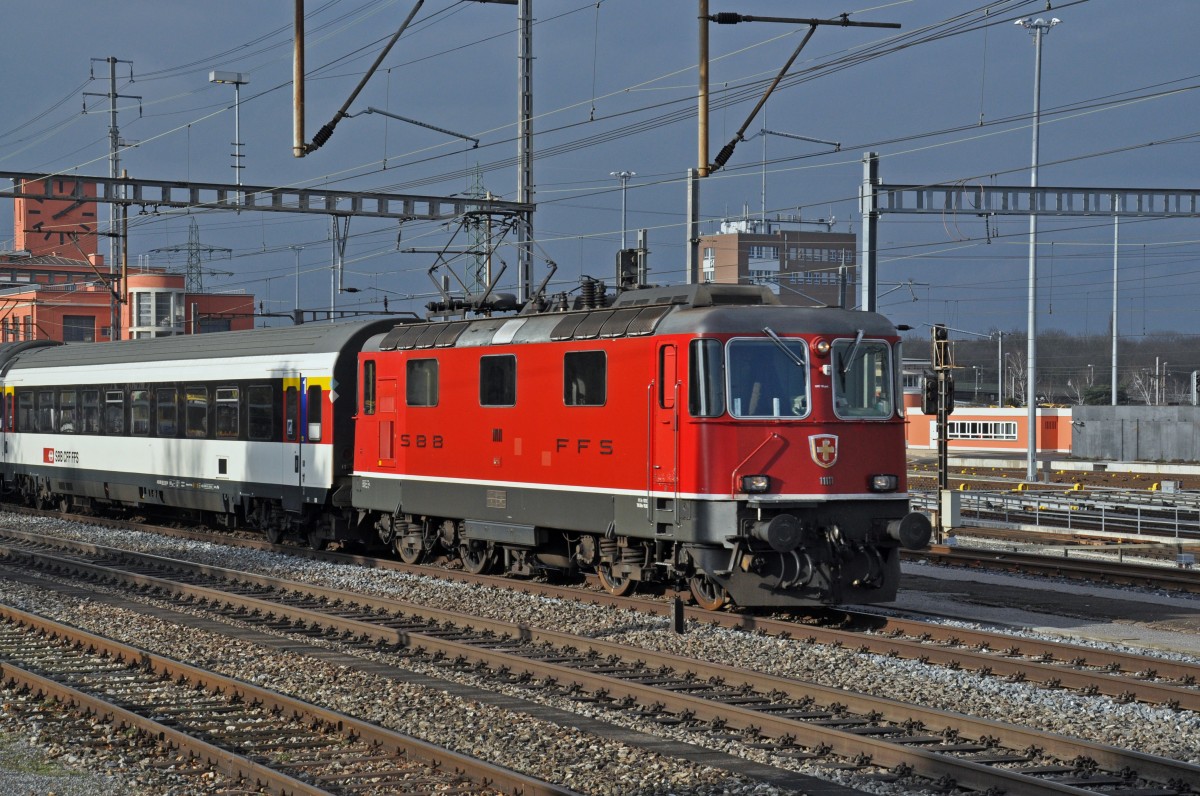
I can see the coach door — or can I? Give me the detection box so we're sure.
[283,379,303,506]
[650,343,679,527]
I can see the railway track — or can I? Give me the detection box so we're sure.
[3,526,1198,795]
[0,603,569,796]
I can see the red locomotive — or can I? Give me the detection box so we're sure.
[352,283,930,609]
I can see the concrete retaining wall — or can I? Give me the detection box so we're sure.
[1072,406,1200,462]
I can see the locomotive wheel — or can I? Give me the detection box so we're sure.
[394,534,426,565]
[688,574,728,611]
[596,564,635,597]
[459,542,496,575]
[265,526,284,545]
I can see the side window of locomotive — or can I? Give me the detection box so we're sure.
[58,391,77,434]
[247,385,273,441]
[362,360,376,415]
[216,387,239,439]
[406,359,438,407]
[564,351,606,407]
[156,388,178,436]
[727,338,808,418]
[17,393,34,432]
[832,340,893,419]
[689,339,727,417]
[81,391,100,434]
[130,390,151,436]
[36,391,54,432]
[185,387,209,438]
[285,386,299,441]
[105,390,124,434]
[479,354,516,407]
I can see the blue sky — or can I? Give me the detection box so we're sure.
[1,0,1196,339]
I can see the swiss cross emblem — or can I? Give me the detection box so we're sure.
[809,434,838,469]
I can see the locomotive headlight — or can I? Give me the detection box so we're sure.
[742,475,771,493]
[813,339,831,357]
[869,474,899,492]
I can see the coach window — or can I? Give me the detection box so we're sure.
[306,385,322,441]
[105,390,125,434]
[17,393,33,432]
[406,359,438,407]
[363,360,376,415]
[81,391,100,434]
[131,390,151,436]
[247,386,273,441]
[564,351,606,407]
[156,388,178,436]
[185,387,209,438]
[36,391,54,432]
[285,386,299,441]
[58,391,77,433]
[479,354,516,407]
[688,339,726,418]
[216,387,239,439]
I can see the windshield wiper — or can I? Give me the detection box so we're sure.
[839,329,865,375]
[762,327,805,367]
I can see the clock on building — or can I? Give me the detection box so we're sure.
[16,178,99,257]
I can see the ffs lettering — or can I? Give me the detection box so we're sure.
[555,438,613,455]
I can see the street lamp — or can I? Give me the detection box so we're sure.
[610,171,635,249]
[1015,16,1060,481]
[209,71,250,197]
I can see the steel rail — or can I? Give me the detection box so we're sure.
[5,521,1199,704]
[0,601,577,796]
[3,537,1196,794]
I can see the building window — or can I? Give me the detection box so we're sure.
[946,421,1018,441]
[63,315,96,342]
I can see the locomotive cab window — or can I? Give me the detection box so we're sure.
[480,354,516,407]
[832,338,893,419]
[406,359,438,407]
[564,351,606,406]
[689,339,726,417]
[727,337,809,418]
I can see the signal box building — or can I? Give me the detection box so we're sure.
[4,179,252,342]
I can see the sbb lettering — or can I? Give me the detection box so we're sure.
[555,438,614,455]
[399,434,444,448]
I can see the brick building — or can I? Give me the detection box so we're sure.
[3,178,253,342]
[698,217,856,307]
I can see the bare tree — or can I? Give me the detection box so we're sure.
[1127,370,1154,405]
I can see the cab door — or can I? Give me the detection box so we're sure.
[649,343,679,529]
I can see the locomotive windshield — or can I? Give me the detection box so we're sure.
[832,338,894,419]
[726,338,809,418]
